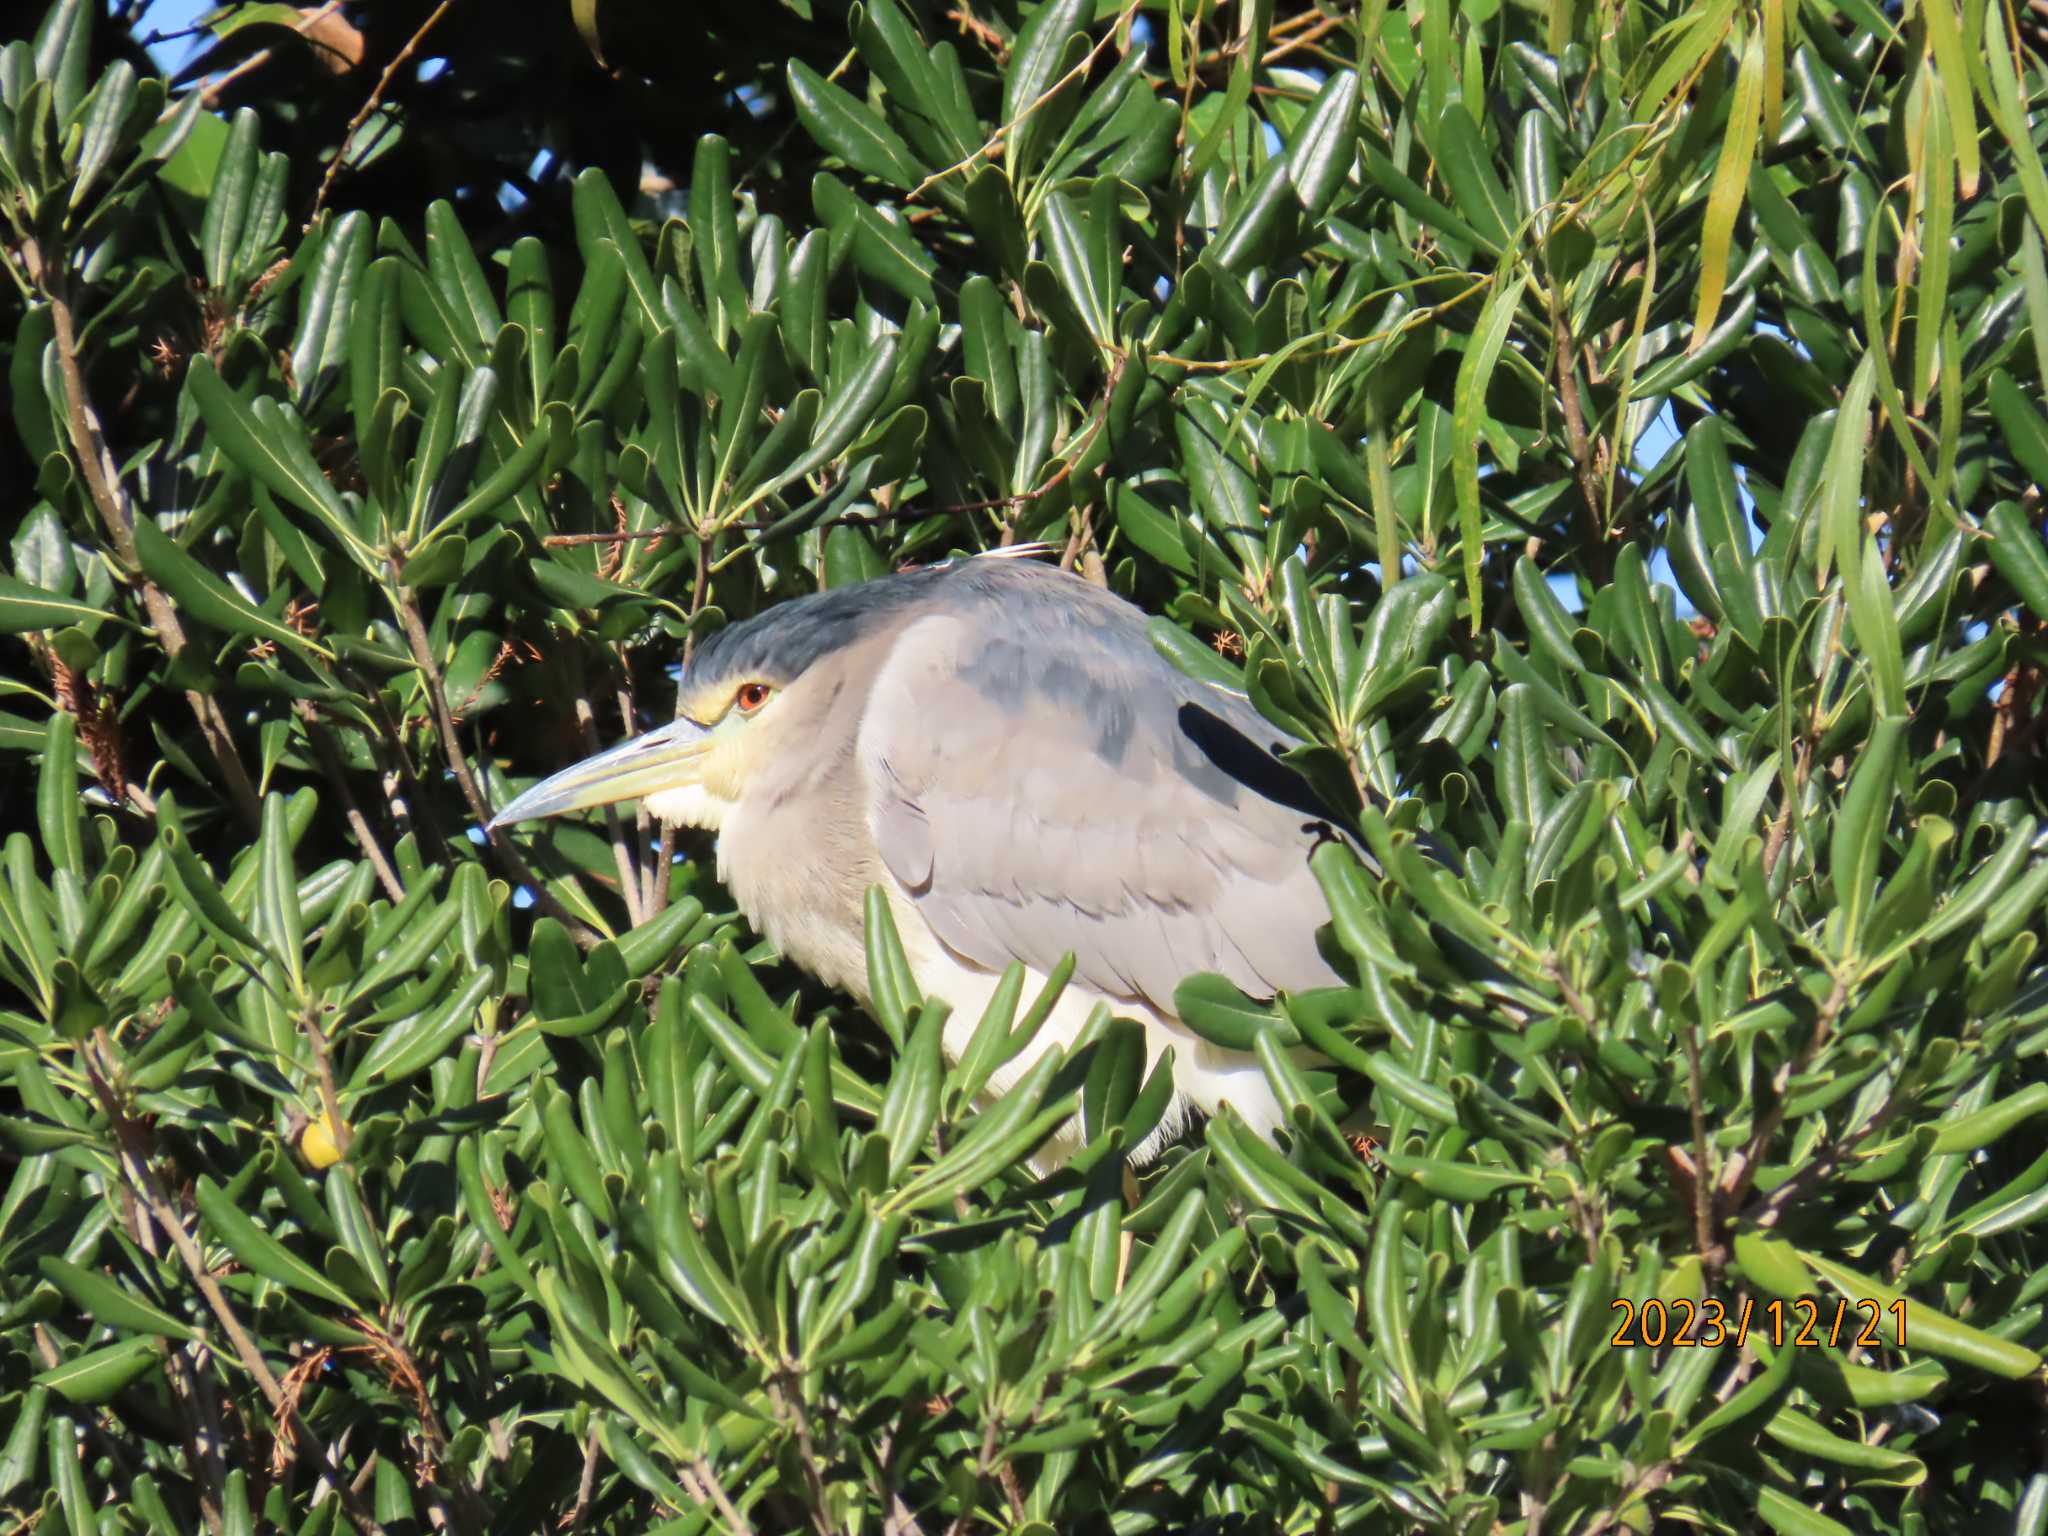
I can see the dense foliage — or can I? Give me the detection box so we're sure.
[4,0,2048,1531]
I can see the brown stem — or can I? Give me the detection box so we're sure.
[543,528,676,548]
[564,1425,602,1529]
[1763,738,1812,881]
[1552,303,1611,578]
[885,1493,928,1536]
[875,1428,928,1536]
[297,703,407,903]
[389,574,599,948]
[21,238,261,828]
[1578,1461,1675,1536]
[773,1378,836,1536]
[943,1418,1021,1536]
[168,1343,231,1536]
[1058,498,1100,582]
[358,679,451,867]
[298,1006,351,1158]
[619,680,661,917]
[1753,1068,1914,1231]
[685,1455,756,1536]
[308,0,458,226]
[571,670,645,927]
[115,1177,228,1532]
[1719,975,1850,1215]
[87,1041,384,1536]
[652,537,713,915]
[1260,11,1345,66]
[1678,1019,1718,1269]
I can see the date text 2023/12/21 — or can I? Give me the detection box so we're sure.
[1610,1295,1908,1350]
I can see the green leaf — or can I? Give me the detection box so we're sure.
[1003,0,1092,175]
[1453,267,1528,630]
[1815,352,1878,587]
[812,173,936,305]
[186,356,373,567]
[1984,500,2048,625]
[1756,1484,1859,1536]
[1429,104,1514,251]
[1692,24,1764,345]
[1799,1250,2041,1379]
[34,1336,159,1405]
[0,572,114,634]
[195,1174,359,1311]
[788,60,926,190]
[36,1258,199,1341]
[155,793,271,964]
[1287,68,1360,215]
[1830,714,1905,957]
[132,513,330,662]
[199,106,260,290]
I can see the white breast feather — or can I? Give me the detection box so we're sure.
[643,782,733,831]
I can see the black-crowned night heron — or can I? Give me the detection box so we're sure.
[492,553,1356,1164]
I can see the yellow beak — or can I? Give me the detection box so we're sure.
[489,718,713,826]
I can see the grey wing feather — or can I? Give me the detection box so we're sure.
[860,598,1345,1013]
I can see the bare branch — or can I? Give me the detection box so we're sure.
[309,0,459,226]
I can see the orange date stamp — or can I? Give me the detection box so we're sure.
[1610,1295,1906,1349]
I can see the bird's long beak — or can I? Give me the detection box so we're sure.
[488,717,713,827]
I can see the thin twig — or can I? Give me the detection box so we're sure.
[572,679,646,928]
[564,1425,602,1529]
[1260,11,1345,66]
[876,1428,928,1536]
[1677,1019,1718,1270]
[297,703,408,903]
[86,1039,385,1536]
[1578,1461,1675,1536]
[167,1343,230,1536]
[772,1378,836,1536]
[1551,301,1613,581]
[943,1419,1020,1536]
[885,1492,929,1536]
[1752,1067,1915,1230]
[198,48,275,105]
[198,0,351,104]
[619,680,659,917]
[905,2,1140,202]
[543,528,676,548]
[651,538,713,915]
[298,1008,352,1158]
[308,0,458,226]
[19,238,261,828]
[388,574,601,948]
[1718,974,1850,1215]
[687,1455,757,1536]
[136,1155,227,1532]
[358,679,452,867]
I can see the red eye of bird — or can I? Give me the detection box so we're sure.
[735,683,772,714]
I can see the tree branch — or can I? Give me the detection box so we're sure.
[308,0,458,226]
[1719,974,1851,1216]
[85,1036,385,1536]
[388,574,600,947]
[296,702,408,903]
[20,237,262,828]
[571,664,645,928]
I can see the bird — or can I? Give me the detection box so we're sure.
[490,551,1361,1166]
